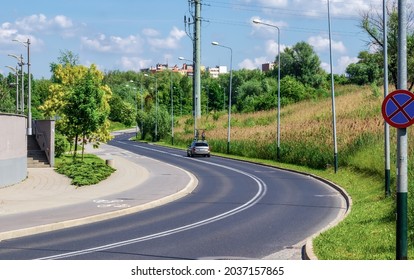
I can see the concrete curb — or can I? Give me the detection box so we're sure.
[302,173,352,260]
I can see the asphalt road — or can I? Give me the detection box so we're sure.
[0,133,347,260]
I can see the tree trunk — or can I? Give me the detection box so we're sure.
[73,134,78,159]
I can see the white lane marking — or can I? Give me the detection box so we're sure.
[93,199,131,209]
[38,143,267,260]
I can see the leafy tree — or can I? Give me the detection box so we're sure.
[236,79,262,112]
[346,51,382,85]
[108,94,135,126]
[63,68,109,158]
[360,1,414,89]
[235,78,276,112]
[142,104,170,141]
[50,49,79,78]
[279,41,326,88]
[279,75,309,106]
[31,78,52,119]
[40,63,112,157]
[0,74,16,113]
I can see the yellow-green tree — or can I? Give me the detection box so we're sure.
[40,63,112,157]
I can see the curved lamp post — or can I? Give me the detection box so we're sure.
[127,81,139,139]
[13,38,32,135]
[211,41,233,154]
[253,18,281,160]
[5,65,19,113]
[8,54,25,117]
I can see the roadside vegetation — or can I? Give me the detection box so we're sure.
[55,154,115,187]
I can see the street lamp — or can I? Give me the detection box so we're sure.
[144,73,158,141]
[211,41,233,154]
[8,54,24,116]
[13,38,32,135]
[253,18,281,160]
[5,65,19,113]
[127,81,139,139]
[170,72,174,145]
[327,1,338,173]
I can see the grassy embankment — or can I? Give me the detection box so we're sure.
[165,84,413,259]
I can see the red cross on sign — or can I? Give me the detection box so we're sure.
[382,89,414,128]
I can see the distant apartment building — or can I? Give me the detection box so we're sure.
[141,63,223,77]
[262,62,275,72]
[208,65,228,78]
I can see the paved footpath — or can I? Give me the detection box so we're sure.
[0,137,197,241]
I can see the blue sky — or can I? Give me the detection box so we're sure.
[0,0,404,78]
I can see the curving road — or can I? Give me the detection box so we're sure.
[0,133,347,260]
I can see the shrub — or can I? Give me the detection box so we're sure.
[55,133,69,157]
[55,154,115,186]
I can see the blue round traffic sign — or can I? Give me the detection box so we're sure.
[382,89,414,128]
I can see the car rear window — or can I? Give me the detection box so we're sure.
[195,142,208,147]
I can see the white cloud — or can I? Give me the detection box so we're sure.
[15,14,73,33]
[238,56,268,69]
[265,39,287,58]
[243,0,288,8]
[336,55,359,73]
[321,55,359,74]
[0,22,43,49]
[0,23,18,43]
[81,34,144,54]
[54,15,73,29]
[258,0,287,7]
[147,26,186,50]
[142,28,159,37]
[118,56,152,71]
[250,16,287,37]
[0,13,74,51]
[308,35,346,54]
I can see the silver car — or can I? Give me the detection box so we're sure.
[187,141,211,157]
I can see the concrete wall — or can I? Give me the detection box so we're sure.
[0,114,27,188]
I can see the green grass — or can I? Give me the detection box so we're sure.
[55,154,116,187]
[109,121,134,132]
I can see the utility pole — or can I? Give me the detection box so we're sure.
[194,0,201,119]
[185,0,202,138]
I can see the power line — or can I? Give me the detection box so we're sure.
[204,0,362,21]
[204,17,365,38]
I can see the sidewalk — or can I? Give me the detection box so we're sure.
[0,140,197,241]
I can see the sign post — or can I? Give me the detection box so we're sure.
[382,89,414,259]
